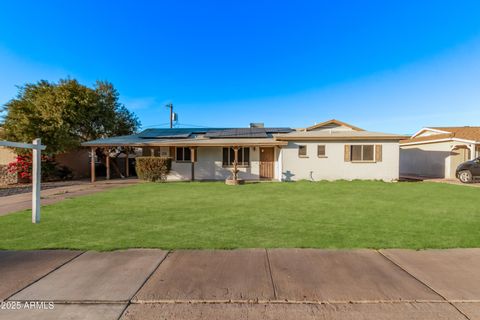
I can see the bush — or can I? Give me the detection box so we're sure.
[7,154,73,182]
[135,157,172,182]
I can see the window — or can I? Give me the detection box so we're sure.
[351,145,374,162]
[317,145,326,157]
[222,147,250,166]
[298,145,307,157]
[176,147,191,162]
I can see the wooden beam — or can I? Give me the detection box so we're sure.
[106,151,110,180]
[32,139,41,223]
[125,149,129,177]
[90,147,96,183]
[190,147,195,181]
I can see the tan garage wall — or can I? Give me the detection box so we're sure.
[400,141,470,179]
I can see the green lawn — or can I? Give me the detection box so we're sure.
[0,181,479,250]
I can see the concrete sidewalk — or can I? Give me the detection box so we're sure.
[1,249,479,319]
[0,178,139,216]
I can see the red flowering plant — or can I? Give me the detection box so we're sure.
[8,154,34,181]
[7,153,63,182]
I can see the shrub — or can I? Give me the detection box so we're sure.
[7,154,74,182]
[135,157,171,182]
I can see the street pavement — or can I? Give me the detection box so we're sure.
[1,249,479,319]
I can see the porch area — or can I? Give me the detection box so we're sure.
[87,143,285,183]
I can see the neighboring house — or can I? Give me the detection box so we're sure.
[0,145,17,185]
[400,126,480,179]
[0,145,90,184]
[82,119,405,182]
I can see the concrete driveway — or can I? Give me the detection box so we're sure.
[1,249,479,320]
[0,178,139,217]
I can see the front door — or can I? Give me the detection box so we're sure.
[260,147,274,179]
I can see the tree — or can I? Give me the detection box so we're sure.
[1,79,140,155]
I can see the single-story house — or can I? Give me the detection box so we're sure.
[400,126,480,179]
[82,119,405,182]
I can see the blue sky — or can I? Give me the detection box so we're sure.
[1,1,480,134]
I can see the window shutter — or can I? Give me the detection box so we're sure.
[375,145,382,162]
[169,147,175,159]
[192,147,197,162]
[344,145,351,162]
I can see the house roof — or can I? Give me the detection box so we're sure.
[81,127,292,147]
[305,119,364,131]
[401,126,480,144]
[137,127,292,139]
[276,130,407,141]
[82,135,287,147]
[82,121,405,147]
[204,127,292,138]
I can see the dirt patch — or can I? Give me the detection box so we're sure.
[0,180,89,197]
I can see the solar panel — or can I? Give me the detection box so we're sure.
[205,128,268,138]
[265,128,293,133]
[138,127,293,139]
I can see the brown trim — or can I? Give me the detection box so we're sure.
[344,145,350,162]
[305,119,365,132]
[83,141,288,147]
[375,145,382,162]
[276,136,406,141]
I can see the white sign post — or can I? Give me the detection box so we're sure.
[0,138,46,223]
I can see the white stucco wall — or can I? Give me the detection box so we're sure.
[280,141,399,181]
[169,147,262,181]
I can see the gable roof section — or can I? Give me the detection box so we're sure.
[433,127,480,141]
[305,119,364,132]
[401,126,480,144]
[276,130,406,141]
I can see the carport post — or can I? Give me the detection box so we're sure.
[190,147,195,181]
[469,144,476,160]
[125,149,129,177]
[32,138,41,224]
[106,152,110,180]
[90,147,96,183]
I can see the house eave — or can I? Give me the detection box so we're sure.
[275,136,406,141]
[400,137,478,146]
[81,139,288,148]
